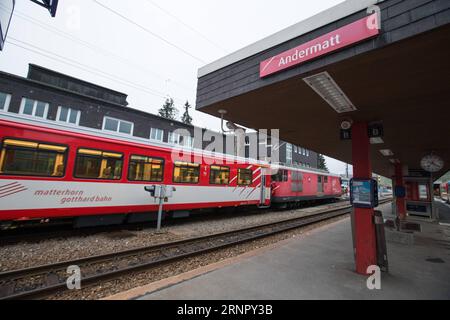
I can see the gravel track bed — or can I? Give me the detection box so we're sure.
[0,201,349,273]
[51,214,349,300]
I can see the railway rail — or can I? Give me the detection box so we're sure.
[0,198,391,300]
[0,199,344,245]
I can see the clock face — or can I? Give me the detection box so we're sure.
[420,154,444,173]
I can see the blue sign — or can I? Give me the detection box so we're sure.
[350,178,379,208]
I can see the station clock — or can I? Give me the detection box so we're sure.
[420,154,444,173]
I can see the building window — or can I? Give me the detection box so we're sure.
[128,155,164,182]
[150,128,164,142]
[173,161,200,184]
[210,165,230,185]
[238,168,253,185]
[286,143,292,165]
[102,116,133,135]
[168,132,182,145]
[183,135,194,148]
[0,92,11,111]
[20,98,49,119]
[306,149,310,157]
[0,139,67,177]
[294,146,298,153]
[74,148,123,180]
[57,106,80,125]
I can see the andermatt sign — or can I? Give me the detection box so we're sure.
[260,14,380,78]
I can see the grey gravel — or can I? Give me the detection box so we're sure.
[0,201,353,299]
[0,201,349,273]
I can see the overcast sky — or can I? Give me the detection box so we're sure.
[0,0,351,174]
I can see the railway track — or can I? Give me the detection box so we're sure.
[0,199,345,245]
[0,199,391,300]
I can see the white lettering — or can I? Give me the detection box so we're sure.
[366,265,381,290]
[277,34,341,68]
[367,5,381,30]
[66,265,81,290]
[177,305,211,318]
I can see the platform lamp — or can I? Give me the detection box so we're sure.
[218,109,246,157]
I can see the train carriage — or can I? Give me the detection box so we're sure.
[270,164,342,208]
[441,181,449,203]
[0,114,271,228]
[0,112,343,229]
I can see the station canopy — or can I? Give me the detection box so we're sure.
[195,0,450,178]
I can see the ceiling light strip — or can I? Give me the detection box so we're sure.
[303,71,357,113]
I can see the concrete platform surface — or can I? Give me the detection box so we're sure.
[435,199,450,223]
[136,204,450,300]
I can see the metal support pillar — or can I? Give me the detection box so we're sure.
[394,163,407,220]
[351,122,377,275]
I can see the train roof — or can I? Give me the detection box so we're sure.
[0,112,269,167]
[0,113,343,177]
[270,163,341,178]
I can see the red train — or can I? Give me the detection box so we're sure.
[0,113,342,229]
[270,165,342,209]
[440,181,449,203]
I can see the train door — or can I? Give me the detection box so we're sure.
[318,175,324,193]
[260,174,266,205]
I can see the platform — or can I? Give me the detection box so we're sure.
[109,202,450,300]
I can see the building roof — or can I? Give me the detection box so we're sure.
[195,0,450,178]
[28,64,129,106]
[198,0,384,77]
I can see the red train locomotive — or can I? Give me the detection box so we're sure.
[270,165,342,208]
[0,113,342,229]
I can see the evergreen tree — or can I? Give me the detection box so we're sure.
[181,101,193,125]
[317,154,329,172]
[158,97,178,120]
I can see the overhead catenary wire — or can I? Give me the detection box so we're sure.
[143,0,227,53]
[10,8,194,93]
[91,0,207,64]
[6,37,188,105]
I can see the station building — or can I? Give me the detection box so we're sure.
[0,64,318,168]
[194,0,450,276]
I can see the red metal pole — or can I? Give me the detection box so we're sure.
[351,122,377,275]
[394,163,407,220]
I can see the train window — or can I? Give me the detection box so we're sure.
[128,155,164,182]
[271,172,280,182]
[210,165,230,185]
[238,168,252,186]
[324,176,328,183]
[290,171,304,192]
[0,139,67,177]
[173,161,200,184]
[318,176,322,183]
[74,148,123,180]
[271,169,288,182]
[291,171,303,181]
